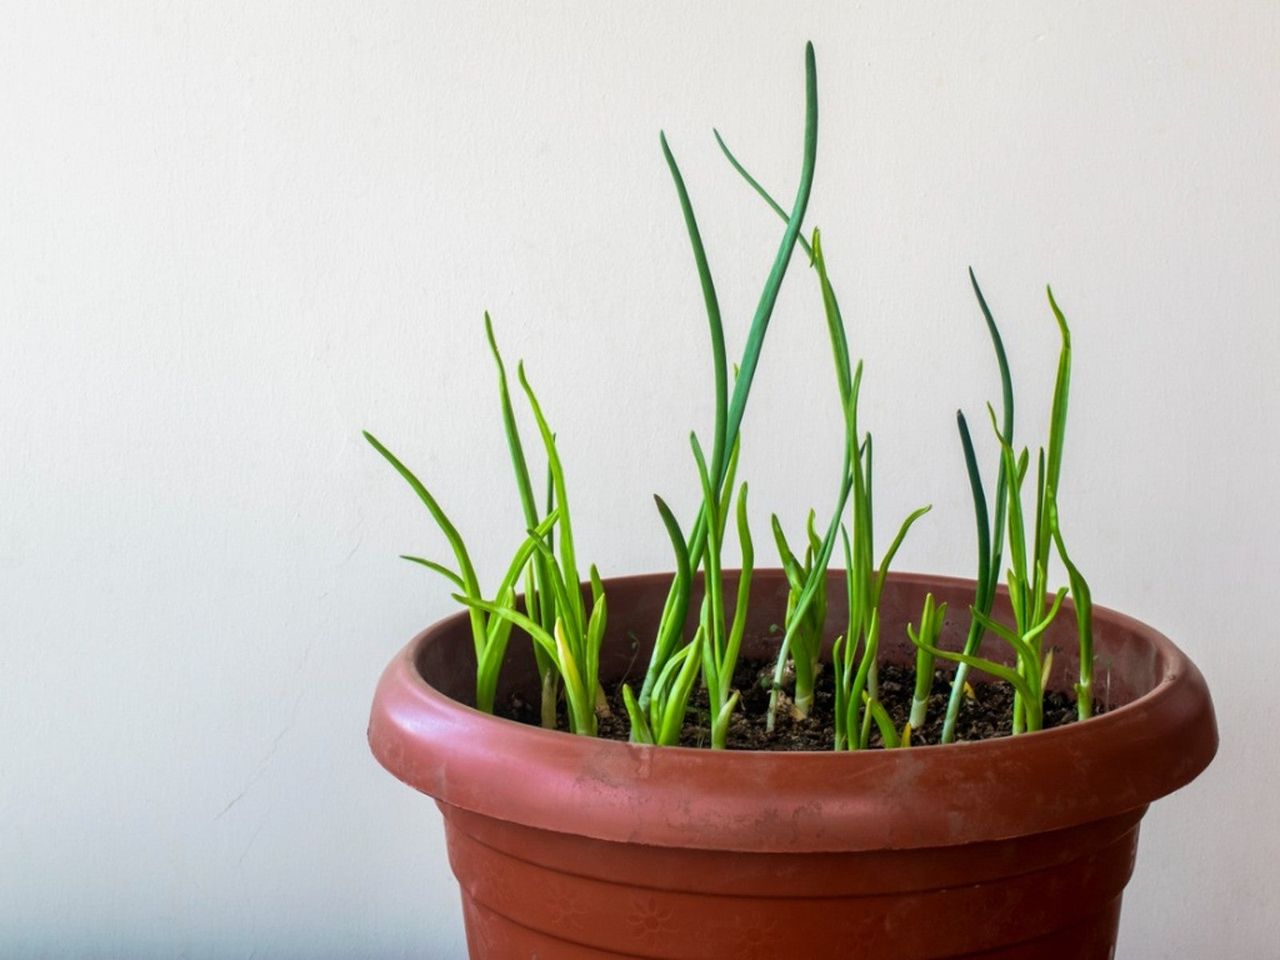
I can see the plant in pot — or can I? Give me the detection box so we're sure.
[364,43,1216,960]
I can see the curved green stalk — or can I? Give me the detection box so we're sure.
[939,411,991,738]
[621,684,653,745]
[364,431,484,650]
[659,133,727,488]
[626,629,704,747]
[392,508,561,714]
[864,691,901,748]
[723,42,819,456]
[972,268,1015,585]
[909,630,1040,730]
[367,430,547,714]
[399,555,466,592]
[873,506,933,607]
[810,229,931,750]
[659,633,703,745]
[1050,498,1094,720]
[1045,286,1072,502]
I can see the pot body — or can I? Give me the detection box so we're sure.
[444,803,1138,959]
[369,572,1216,960]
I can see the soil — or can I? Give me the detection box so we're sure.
[498,648,1098,750]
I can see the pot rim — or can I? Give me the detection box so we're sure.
[368,570,1217,853]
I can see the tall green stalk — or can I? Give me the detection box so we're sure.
[711,127,875,736]
[485,316,560,727]
[915,286,1084,736]
[637,42,819,711]
[941,270,1013,743]
[712,131,943,743]
[762,227,859,733]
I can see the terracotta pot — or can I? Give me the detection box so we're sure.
[369,571,1216,959]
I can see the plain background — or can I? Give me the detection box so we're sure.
[2,2,1276,957]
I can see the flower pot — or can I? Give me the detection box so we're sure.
[369,570,1216,959]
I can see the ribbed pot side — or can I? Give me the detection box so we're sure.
[369,571,1217,960]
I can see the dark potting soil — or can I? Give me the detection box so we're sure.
[498,652,1097,750]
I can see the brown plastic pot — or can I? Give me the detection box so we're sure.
[369,571,1216,959]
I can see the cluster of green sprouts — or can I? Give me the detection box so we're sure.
[366,43,1096,751]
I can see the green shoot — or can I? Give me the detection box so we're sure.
[1050,498,1094,721]
[763,227,858,732]
[627,435,753,749]
[363,429,560,713]
[833,492,932,750]
[982,408,1056,734]
[624,629,704,746]
[623,495,696,744]
[457,560,607,736]
[771,511,827,718]
[485,315,561,726]
[516,362,587,644]
[864,691,901,749]
[908,593,948,730]
[690,432,754,749]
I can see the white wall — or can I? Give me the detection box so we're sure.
[2,2,1275,957]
